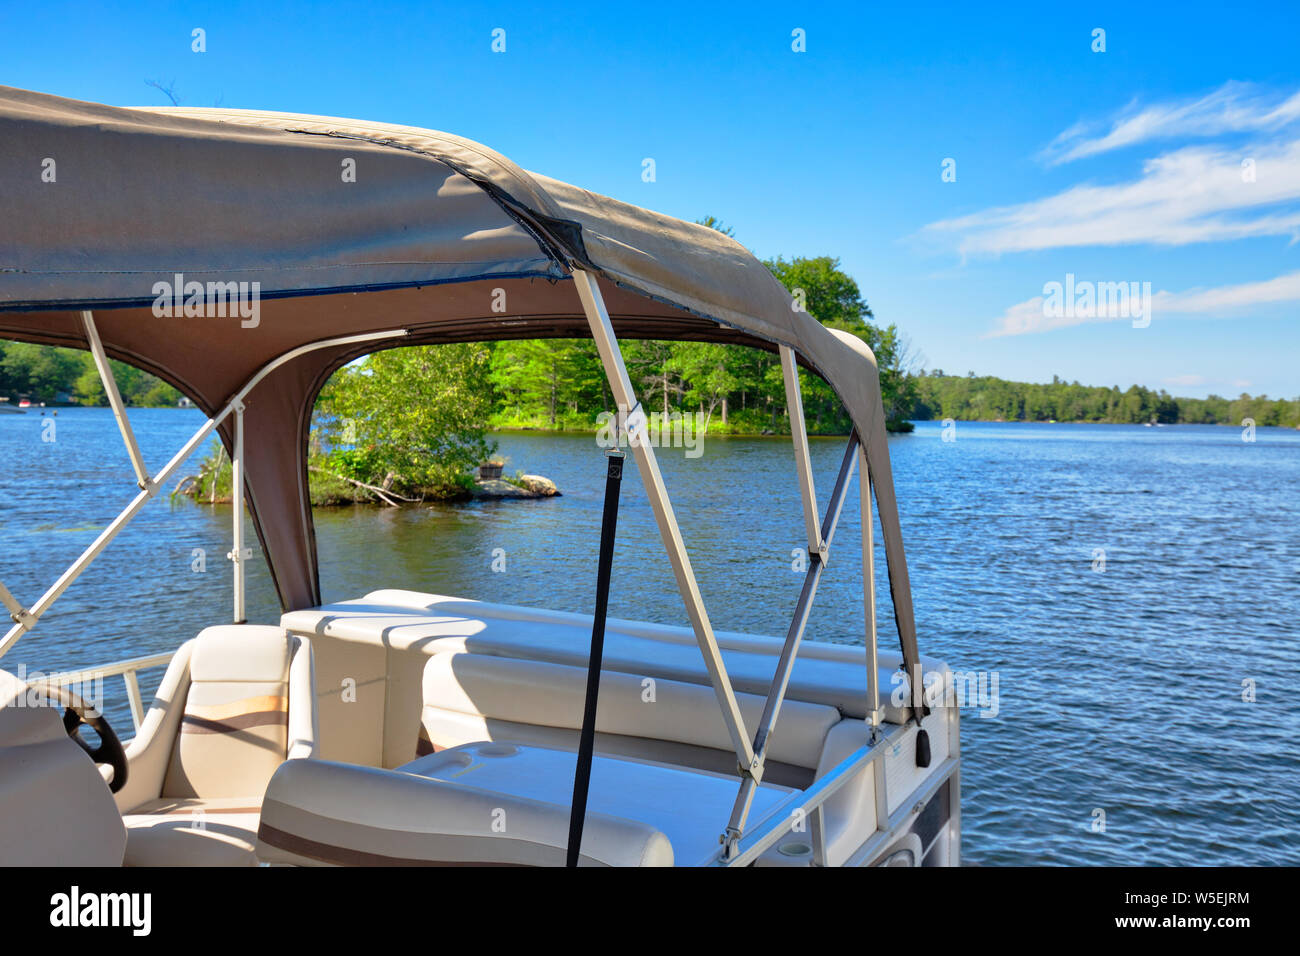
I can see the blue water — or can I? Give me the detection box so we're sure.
[2,409,1297,865]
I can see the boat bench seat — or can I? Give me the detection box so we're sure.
[255,755,675,866]
[282,590,930,726]
[417,651,841,786]
[281,590,950,775]
[281,590,954,865]
[412,652,940,866]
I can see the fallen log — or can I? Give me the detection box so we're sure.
[308,466,418,507]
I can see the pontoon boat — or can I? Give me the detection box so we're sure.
[0,87,960,867]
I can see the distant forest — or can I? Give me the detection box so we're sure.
[0,340,181,407]
[5,335,1295,431]
[914,372,1300,428]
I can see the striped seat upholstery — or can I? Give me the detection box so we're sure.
[164,627,295,798]
[117,625,316,866]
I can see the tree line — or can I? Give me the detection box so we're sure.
[6,331,1296,432]
[0,340,181,406]
[913,372,1300,428]
[489,254,916,435]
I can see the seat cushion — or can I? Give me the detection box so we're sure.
[122,796,263,867]
[256,758,673,867]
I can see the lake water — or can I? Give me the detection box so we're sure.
[2,408,1297,865]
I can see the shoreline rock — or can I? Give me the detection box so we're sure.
[519,474,560,496]
[470,474,561,500]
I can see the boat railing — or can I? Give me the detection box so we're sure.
[713,723,958,866]
[35,650,173,737]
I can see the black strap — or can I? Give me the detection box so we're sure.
[566,449,625,867]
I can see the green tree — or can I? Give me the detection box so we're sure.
[907,373,1299,427]
[763,255,916,431]
[489,339,605,427]
[0,339,181,406]
[0,342,82,401]
[315,344,497,496]
[665,342,741,431]
[623,339,681,418]
[694,215,735,237]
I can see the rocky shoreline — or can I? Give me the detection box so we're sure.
[470,474,561,500]
[176,468,561,507]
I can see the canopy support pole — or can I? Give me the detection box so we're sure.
[572,269,755,772]
[229,401,248,623]
[723,432,859,858]
[0,328,406,661]
[860,444,883,732]
[81,311,151,490]
[0,581,33,631]
[780,346,825,561]
[0,418,220,659]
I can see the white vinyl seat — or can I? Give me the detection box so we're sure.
[416,651,840,786]
[115,625,316,866]
[257,755,675,867]
[0,669,128,866]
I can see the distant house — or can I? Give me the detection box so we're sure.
[177,397,194,408]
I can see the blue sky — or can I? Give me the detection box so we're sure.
[3,1,1297,398]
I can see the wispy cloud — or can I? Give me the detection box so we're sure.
[1042,82,1300,166]
[926,138,1300,255]
[987,270,1300,337]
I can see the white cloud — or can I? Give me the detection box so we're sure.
[1042,83,1300,166]
[987,270,1300,337]
[926,139,1300,255]
[1155,269,1300,312]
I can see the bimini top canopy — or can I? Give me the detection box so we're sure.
[0,86,917,666]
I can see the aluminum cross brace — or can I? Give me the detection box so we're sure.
[722,433,859,856]
[780,346,826,561]
[572,269,755,770]
[859,443,883,730]
[82,311,151,490]
[0,328,406,660]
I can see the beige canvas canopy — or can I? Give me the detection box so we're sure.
[0,86,920,681]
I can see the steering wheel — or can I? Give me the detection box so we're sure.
[28,681,129,793]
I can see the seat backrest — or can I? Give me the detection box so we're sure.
[163,625,297,799]
[418,652,840,778]
[0,669,127,865]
